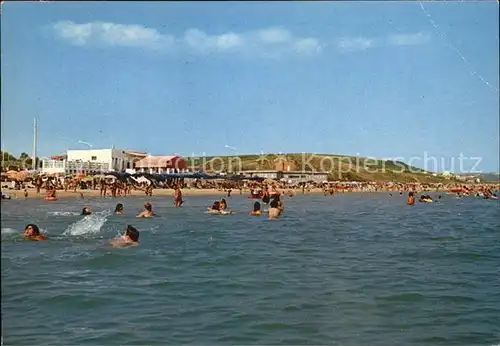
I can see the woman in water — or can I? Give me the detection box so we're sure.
[137,202,154,218]
[114,203,124,215]
[220,198,228,210]
[81,207,92,215]
[23,224,47,241]
[110,225,139,248]
[249,201,262,216]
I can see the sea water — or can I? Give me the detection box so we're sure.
[1,193,499,345]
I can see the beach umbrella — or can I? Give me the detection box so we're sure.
[14,171,29,181]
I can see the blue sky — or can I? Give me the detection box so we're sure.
[1,1,499,172]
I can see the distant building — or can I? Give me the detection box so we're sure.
[41,148,147,174]
[239,170,328,183]
[134,155,188,174]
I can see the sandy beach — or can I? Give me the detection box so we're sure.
[1,186,463,200]
[2,187,336,200]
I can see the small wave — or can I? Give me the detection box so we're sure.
[1,228,17,235]
[48,211,80,216]
[63,211,111,236]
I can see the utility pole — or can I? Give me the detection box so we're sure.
[32,117,38,170]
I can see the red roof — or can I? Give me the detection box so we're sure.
[124,151,147,157]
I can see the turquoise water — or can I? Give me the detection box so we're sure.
[2,193,499,345]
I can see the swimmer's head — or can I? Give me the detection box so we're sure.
[125,225,139,242]
[253,201,261,211]
[144,202,152,211]
[24,224,40,236]
[115,203,124,212]
[409,192,414,197]
[81,207,92,215]
[211,201,220,210]
[269,199,278,208]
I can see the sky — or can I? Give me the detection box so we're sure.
[1,1,499,173]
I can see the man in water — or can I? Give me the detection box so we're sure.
[23,224,48,241]
[268,195,284,219]
[110,225,139,248]
[174,185,184,207]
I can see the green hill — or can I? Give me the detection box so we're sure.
[188,153,450,183]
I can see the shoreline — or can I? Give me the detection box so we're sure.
[1,186,456,201]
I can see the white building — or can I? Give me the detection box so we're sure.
[239,170,328,183]
[41,148,146,174]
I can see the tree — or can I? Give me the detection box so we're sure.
[19,152,29,160]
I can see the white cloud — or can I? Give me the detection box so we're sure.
[336,32,430,53]
[52,21,320,58]
[51,21,429,57]
[52,21,173,50]
[337,37,375,52]
[183,28,243,52]
[387,32,431,46]
[257,27,293,44]
[294,38,322,55]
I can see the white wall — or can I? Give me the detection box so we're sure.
[67,148,127,171]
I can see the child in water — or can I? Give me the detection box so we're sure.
[23,224,48,241]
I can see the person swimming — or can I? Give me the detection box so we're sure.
[220,198,228,210]
[419,195,433,203]
[110,225,139,248]
[23,224,47,241]
[249,201,262,216]
[81,207,92,215]
[207,201,221,213]
[407,192,415,206]
[137,202,154,218]
[114,203,124,215]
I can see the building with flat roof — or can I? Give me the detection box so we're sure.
[41,148,147,174]
[239,170,328,183]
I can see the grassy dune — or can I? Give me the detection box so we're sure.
[188,153,451,183]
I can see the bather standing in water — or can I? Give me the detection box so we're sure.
[137,202,154,218]
[249,201,262,216]
[268,195,284,219]
[174,185,184,207]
